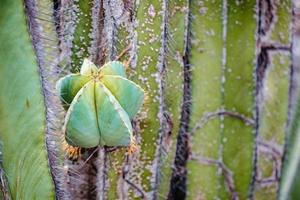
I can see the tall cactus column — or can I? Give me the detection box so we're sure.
[117,0,184,198]
[279,0,300,199]
[165,0,292,199]
[0,0,60,198]
[254,0,292,199]
[169,0,257,199]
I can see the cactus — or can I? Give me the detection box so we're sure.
[1,0,300,199]
[0,0,59,198]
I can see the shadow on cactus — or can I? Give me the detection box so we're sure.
[56,59,144,157]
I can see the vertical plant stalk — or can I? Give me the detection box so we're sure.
[222,1,256,198]
[168,0,192,198]
[186,0,224,198]
[90,0,106,66]
[157,0,185,197]
[150,0,169,198]
[103,0,117,60]
[254,0,292,199]
[70,0,93,71]
[286,0,300,117]
[184,0,256,199]
[100,0,184,198]
[25,0,67,198]
[0,0,56,198]
[116,0,170,198]
[279,0,300,199]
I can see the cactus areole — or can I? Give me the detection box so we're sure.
[56,59,144,148]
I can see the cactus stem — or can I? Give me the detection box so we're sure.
[251,0,272,196]
[253,0,293,198]
[168,0,192,198]
[151,0,169,198]
[91,0,106,66]
[24,0,66,198]
[103,0,118,60]
[278,1,300,198]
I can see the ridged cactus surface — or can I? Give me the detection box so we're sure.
[1,0,300,200]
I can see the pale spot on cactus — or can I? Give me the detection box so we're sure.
[199,7,208,15]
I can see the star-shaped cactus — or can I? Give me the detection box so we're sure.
[56,59,144,148]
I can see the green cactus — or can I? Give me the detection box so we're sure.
[57,59,144,148]
[1,0,300,199]
[0,0,57,198]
